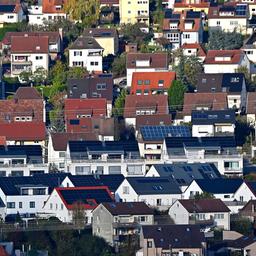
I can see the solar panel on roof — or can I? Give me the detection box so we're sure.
[0,5,15,12]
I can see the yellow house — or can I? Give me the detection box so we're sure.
[174,0,211,14]
[119,0,149,25]
[83,28,119,56]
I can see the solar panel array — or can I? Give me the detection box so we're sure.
[0,5,15,12]
[236,4,247,16]
[140,125,191,141]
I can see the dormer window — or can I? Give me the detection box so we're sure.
[231,77,239,83]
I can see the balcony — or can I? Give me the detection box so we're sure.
[189,217,214,226]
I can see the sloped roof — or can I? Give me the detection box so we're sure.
[181,43,206,57]
[69,36,103,50]
[136,114,172,130]
[204,50,244,65]
[14,87,42,100]
[246,92,256,114]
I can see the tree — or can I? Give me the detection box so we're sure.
[168,80,186,111]
[49,60,67,86]
[194,192,215,200]
[111,53,126,77]
[31,67,48,85]
[71,201,86,227]
[113,89,127,116]
[207,30,243,50]
[19,71,32,84]
[230,216,252,236]
[64,0,100,26]
[235,65,250,82]
[67,67,88,79]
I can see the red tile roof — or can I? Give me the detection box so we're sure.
[124,95,169,118]
[246,92,256,114]
[183,92,228,115]
[0,246,8,256]
[42,0,66,13]
[204,50,244,65]
[14,87,42,100]
[181,43,206,57]
[131,71,176,95]
[136,114,172,130]
[11,36,49,54]
[0,122,46,141]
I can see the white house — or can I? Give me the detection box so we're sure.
[115,177,182,210]
[169,199,231,230]
[10,35,49,77]
[69,36,103,73]
[0,3,25,24]
[204,50,250,74]
[43,186,113,223]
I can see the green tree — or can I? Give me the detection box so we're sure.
[194,192,215,200]
[31,67,48,85]
[67,66,88,79]
[64,0,100,26]
[112,53,126,77]
[113,89,127,116]
[207,30,243,50]
[49,60,67,86]
[71,201,86,227]
[230,217,252,236]
[168,80,186,111]
[19,71,32,84]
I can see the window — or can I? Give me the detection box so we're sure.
[61,204,64,210]
[11,171,23,177]
[96,83,107,90]
[7,202,15,208]
[123,186,130,194]
[90,61,99,66]
[33,188,46,195]
[74,51,82,56]
[144,80,150,85]
[183,34,190,39]
[140,216,147,222]
[21,189,29,195]
[157,199,162,206]
[30,201,35,208]
[19,202,22,208]
[214,213,224,219]
[158,80,164,86]
[224,195,230,198]
[137,80,143,85]
[59,152,65,157]
[35,56,43,60]
[59,163,65,169]
[147,241,152,248]
[216,21,220,25]
[50,203,53,210]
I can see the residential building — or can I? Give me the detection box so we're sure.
[246,92,256,126]
[48,132,97,171]
[204,50,250,74]
[146,163,221,192]
[195,73,247,112]
[83,28,119,56]
[100,0,119,7]
[191,110,236,137]
[183,179,255,206]
[169,199,231,230]
[67,73,113,115]
[69,36,103,73]
[243,32,256,64]
[173,0,211,14]
[162,137,243,176]
[0,145,48,177]
[28,0,66,26]
[130,71,175,95]
[0,173,67,220]
[66,140,146,177]
[163,10,204,49]
[123,95,169,127]
[182,92,228,122]
[208,4,248,34]
[139,224,206,256]
[137,125,191,159]
[0,1,24,24]
[43,186,113,223]
[239,199,256,222]
[10,35,49,76]
[2,30,62,60]
[92,202,154,245]
[115,177,182,209]
[181,43,206,61]
[126,52,169,87]
[119,0,149,25]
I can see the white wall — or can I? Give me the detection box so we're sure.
[192,124,214,137]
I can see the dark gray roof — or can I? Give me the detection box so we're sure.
[69,36,103,50]
[67,74,113,101]
[83,28,118,38]
[126,177,181,195]
[195,178,243,194]
[226,235,256,249]
[152,163,221,186]
[191,110,236,125]
[196,73,245,93]
[142,225,205,249]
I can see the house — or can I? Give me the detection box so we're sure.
[137,125,191,159]
[100,0,119,7]
[191,110,236,137]
[119,0,149,25]
[239,199,256,222]
[43,186,113,223]
[69,36,103,73]
[146,163,221,192]
[0,1,25,24]
[195,73,247,112]
[183,179,255,208]
[115,177,182,209]
[126,52,169,87]
[66,140,145,177]
[123,95,169,127]
[208,4,248,35]
[246,92,256,126]
[162,137,243,176]
[0,145,48,177]
[47,132,97,171]
[130,71,176,95]
[92,202,154,245]
[139,224,206,256]
[83,28,119,56]
[182,92,228,122]
[1,30,62,60]
[163,10,204,49]
[0,87,46,146]
[10,35,49,76]
[169,199,231,230]
[0,173,67,220]
[28,0,66,26]
[203,50,250,74]
[67,73,113,115]
[242,32,256,65]
[181,43,206,61]
[173,0,211,14]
